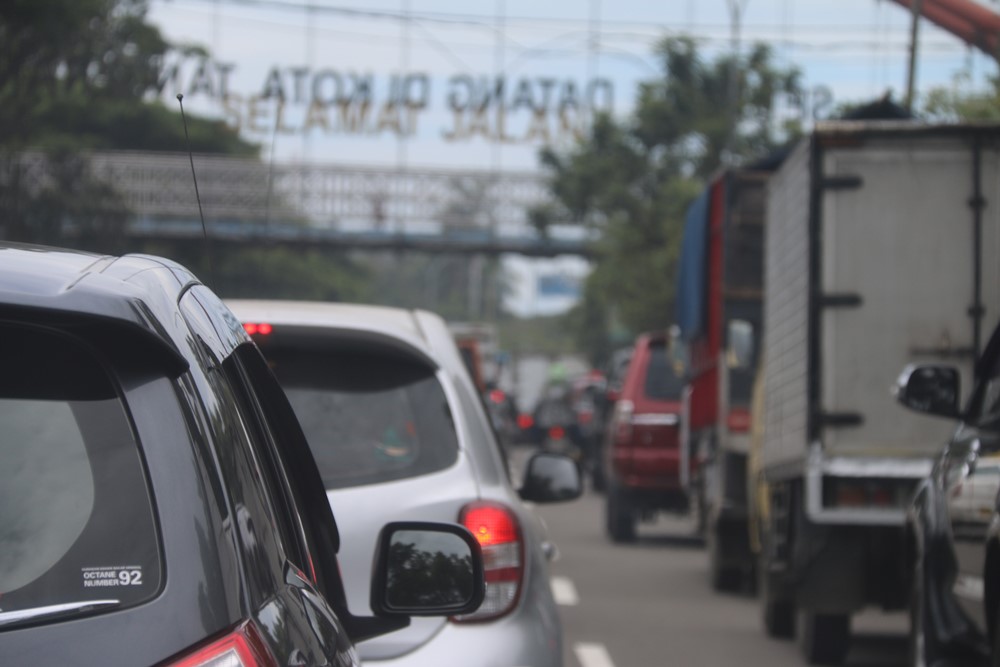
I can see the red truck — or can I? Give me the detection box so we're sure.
[672,165,774,589]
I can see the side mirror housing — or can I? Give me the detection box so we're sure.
[370,522,485,617]
[894,364,961,419]
[519,451,583,503]
[726,320,755,370]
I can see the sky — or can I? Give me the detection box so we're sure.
[147,0,999,315]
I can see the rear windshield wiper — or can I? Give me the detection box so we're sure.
[0,599,121,629]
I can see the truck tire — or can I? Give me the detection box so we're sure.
[606,483,637,543]
[592,459,607,493]
[799,612,850,665]
[758,550,795,638]
[761,578,795,638]
[908,551,936,667]
[708,520,742,592]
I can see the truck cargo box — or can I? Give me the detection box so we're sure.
[763,123,1000,473]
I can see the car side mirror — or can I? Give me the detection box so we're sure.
[370,522,485,617]
[726,320,755,370]
[519,451,583,503]
[894,364,961,419]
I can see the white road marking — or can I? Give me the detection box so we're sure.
[550,575,579,605]
[574,642,616,667]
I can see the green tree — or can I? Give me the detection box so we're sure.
[0,0,365,307]
[0,0,254,154]
[922,74,1000,122]
[538,37,801,363]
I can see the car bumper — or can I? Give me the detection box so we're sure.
[361,583,563,667]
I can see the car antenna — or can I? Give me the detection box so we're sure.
[176,94,216,286]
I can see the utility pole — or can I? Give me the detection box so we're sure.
[904,0,925,113]
[587,0,601,130]
[725,0,749,164]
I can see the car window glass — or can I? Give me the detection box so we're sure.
[969,344,1000,428]
[202,359,289,600]
[221,351,309,574]
[455,376,513,483]
[644,342,685,400]
[0,324,161,620]
[265,348,458,489]
[2,401,94,593]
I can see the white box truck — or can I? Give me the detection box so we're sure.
[754,122,1000,664]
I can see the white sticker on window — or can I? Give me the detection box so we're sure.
[81,566,143,588]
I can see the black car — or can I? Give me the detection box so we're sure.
[0,244,484,666]
[897,319,1000,666]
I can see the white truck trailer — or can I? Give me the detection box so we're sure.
[755,122,1000,664]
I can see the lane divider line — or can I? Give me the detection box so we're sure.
[550,576,579,606]
[574,642,615,667]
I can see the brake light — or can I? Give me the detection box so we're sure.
[824,478,901,509]
[548,425,566,440]
[726,408,751,433]
[243,322,273,336]
[456,502,523,622]
[517,413,534,430]
[164,620,276,667]
[489,389,506,404]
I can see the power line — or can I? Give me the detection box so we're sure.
[156,0,988,35]
[159,3,971,57]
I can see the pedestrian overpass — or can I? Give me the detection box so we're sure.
[15,151,594,258]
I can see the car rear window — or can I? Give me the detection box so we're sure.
[644,342,684,400]
[263,347,459,489]
[0,324,161,626]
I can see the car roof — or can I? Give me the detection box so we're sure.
[0,242,194,376]
[226,299,457,370]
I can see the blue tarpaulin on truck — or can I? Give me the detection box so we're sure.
[675,188,711,340]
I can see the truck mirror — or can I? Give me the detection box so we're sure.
[894,364,961,419]
[727,320,755,370]
[667,325,689,376]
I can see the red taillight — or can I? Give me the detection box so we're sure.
[464,504,518,546]
[456,502,523,622]
[726,408,751,433]
[517,413,534,430]
[489,389,506,404]
[548,425,566,441]
[164,620,276,667]
[242,322,272,336]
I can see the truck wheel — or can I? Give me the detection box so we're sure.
[708,521,742,592]
[992,605,1000,667]
[799,611,850,665]
[591,460,606,493]
[606,484,637,543]
[909,550,939,667]
[759,553,795,638]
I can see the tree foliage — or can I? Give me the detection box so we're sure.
[539,37,801,363]
[0,0,255,154]
[0,1,365,303]
[922,74,1000,122]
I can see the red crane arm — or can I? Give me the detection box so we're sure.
[888,0,1000,58]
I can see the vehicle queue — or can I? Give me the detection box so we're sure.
[2,120,1000,667]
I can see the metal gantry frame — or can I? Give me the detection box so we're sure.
[1,150,595,257]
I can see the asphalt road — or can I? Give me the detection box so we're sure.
[530,479,910,667]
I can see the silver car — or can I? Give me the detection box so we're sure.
[226,300,582,666]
